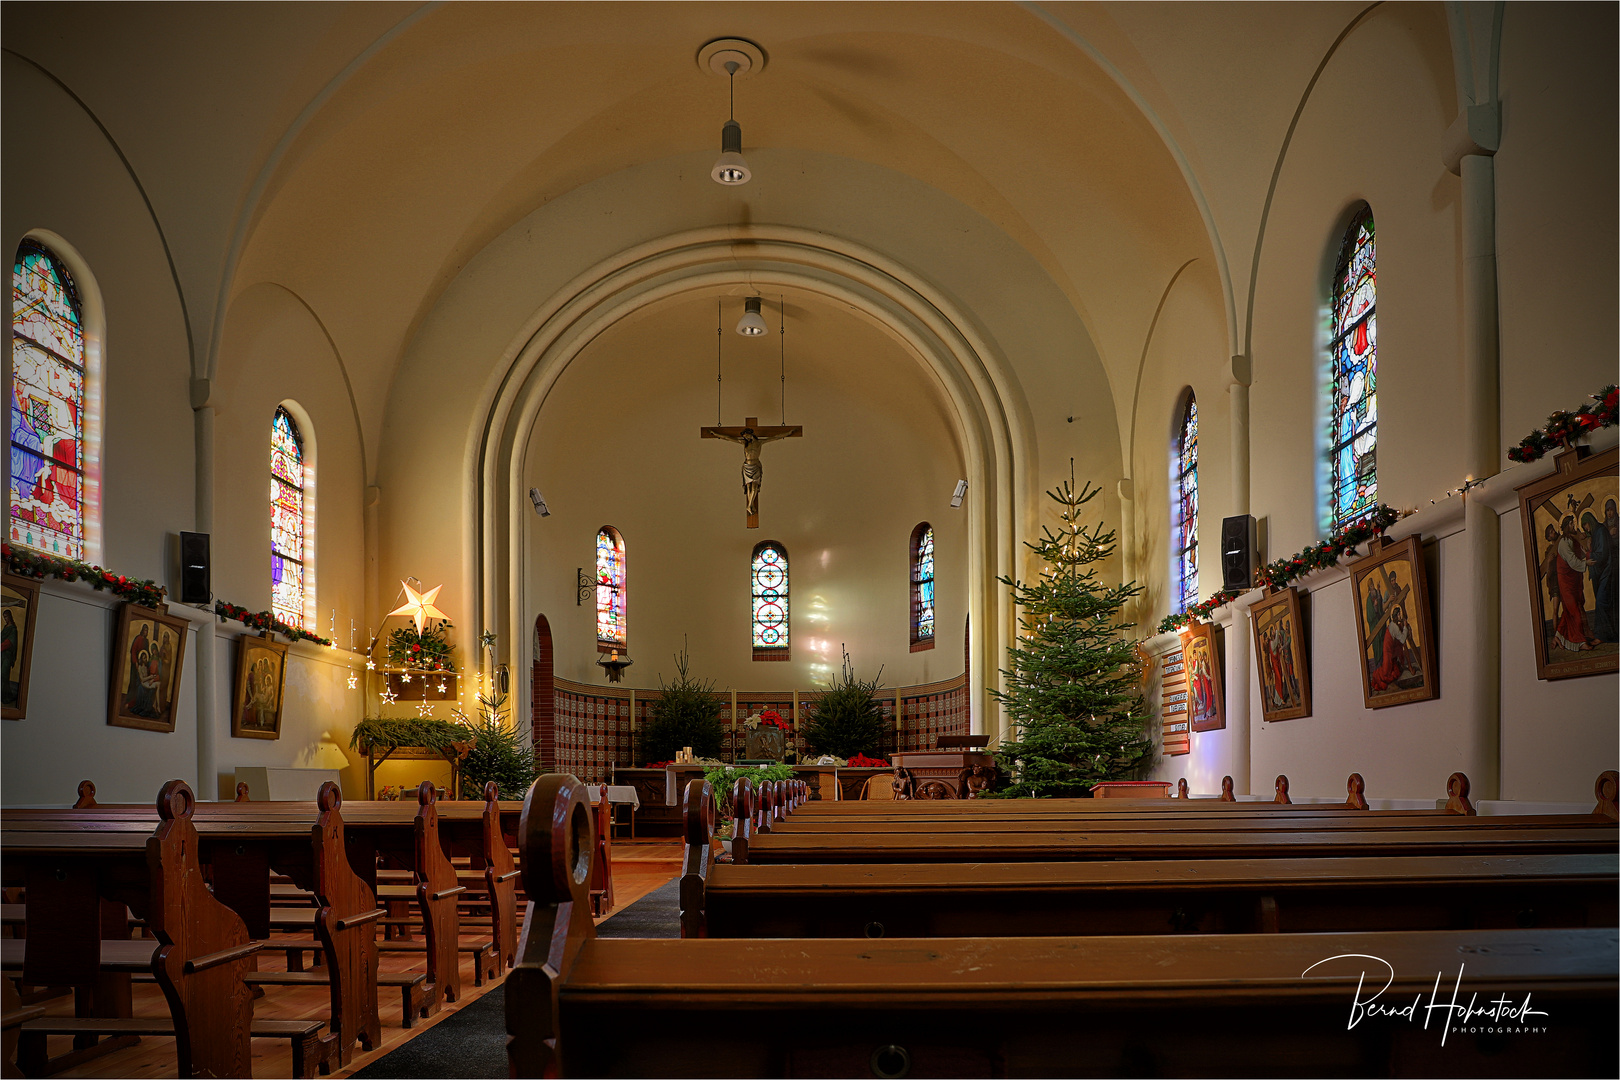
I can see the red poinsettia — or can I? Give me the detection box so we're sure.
[846,753,890,768]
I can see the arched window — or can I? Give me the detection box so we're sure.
[1326,205,1377,533]
[1172,391,1199,613]
[270,406,311,629]
[10,240,88,558]
[595,527,626,651]
[751,541,789,660]
[910,523,936,651]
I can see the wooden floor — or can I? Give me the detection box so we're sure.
[28,838,684,1079]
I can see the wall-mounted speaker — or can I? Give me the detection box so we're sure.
[179,531,211,604]
[1220,515,1256,591]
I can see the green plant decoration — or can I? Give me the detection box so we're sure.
[350,716,469,754]
[640,641,725,765]
[458,690,539,800]
[803,646,886,759]
[387,621,457,671]
[990,478,1155,798]
[702,763,797,820]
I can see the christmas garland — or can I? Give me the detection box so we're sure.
[1506,385,1616,464]
[214,600,332,646]
[386,623,456,671]
[1156,504,1401,635]
[3,543,167,607]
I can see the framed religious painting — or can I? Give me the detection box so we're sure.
[1180,620,1225,732]
[1515,445,1618,681]
[108,603,190,732]
[1251,586,1311,722]
[2,574,42,720]
[232,633,289,740]
[1347,535,1438,709]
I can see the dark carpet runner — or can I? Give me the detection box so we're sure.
[350,878,681,1078]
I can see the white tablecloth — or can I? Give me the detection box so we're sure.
[586,784,641,809]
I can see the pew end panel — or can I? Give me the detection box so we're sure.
[482,782,521,973]
[413,782,463,1015]
[678,780,716,939]
[508,775,598,1080]
[312,782,383,1065]
[146,780,256,1079]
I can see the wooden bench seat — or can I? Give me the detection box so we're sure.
[0,937,157,973]
[16,1015,332,1079]
[244,970,428,1028]
[508,776,1620,1079]
[268,936,498,985]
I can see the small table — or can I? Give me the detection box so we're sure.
[588,784,642,837]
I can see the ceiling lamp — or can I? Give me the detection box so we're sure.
[700,38,764,186]
[711,64,751,185]
[736,296,767,336]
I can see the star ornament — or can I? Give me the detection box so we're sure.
[388,581,449,635]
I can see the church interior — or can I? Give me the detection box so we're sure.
[2,3,1617,1078]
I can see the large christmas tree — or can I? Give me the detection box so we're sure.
[991,478,1155,797]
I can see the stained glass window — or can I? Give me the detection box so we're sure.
[751,541,789,653]
[911,523,935,647]
[1327,206,1377,532]
[11,240,86,558]
[595,527,626,650]
[1173,392,1198,613]
[271,407,307,629]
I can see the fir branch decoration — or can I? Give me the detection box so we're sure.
[350,716,469,754]
[803,646,886,759]
[1506,385,1617,463]
[387,622,457,671]
[1155,503,1402,635]
[215,600,332,646]
[991,479,1154,798]
[3,543,167,607]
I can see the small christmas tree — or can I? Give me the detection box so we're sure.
[991,478,1155,797]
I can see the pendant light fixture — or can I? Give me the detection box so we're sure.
[699,38,764,187]
[711,62,751,185]
[735,296,767,336]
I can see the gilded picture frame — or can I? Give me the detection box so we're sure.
[1347,535,1438,709]
[1251,585,1311,722]
[108,602,190,732]
[1180,620,1225,732]
[232,633,290,740]
[2,574,42,721]
[1515,445,1618,681]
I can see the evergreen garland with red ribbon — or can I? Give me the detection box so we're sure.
[3,543,167,607]
[1156,504,1402,635]
[213,601,333,646]
[1506,385,1617,464]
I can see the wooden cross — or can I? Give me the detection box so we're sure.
[700,416,803,528]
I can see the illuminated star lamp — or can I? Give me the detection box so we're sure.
[388,581,449,635]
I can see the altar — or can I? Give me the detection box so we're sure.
[890,735,996,799]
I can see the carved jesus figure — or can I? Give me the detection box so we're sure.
[700,417,803,526]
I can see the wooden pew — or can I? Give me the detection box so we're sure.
[692,777,1618,938]
[507,775,1619,1078]
[1,780,331,1078]
[35,780,492,1016]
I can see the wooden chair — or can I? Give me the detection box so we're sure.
[860,774,896,801]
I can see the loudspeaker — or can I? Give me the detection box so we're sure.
[1220,515,1256,591]
[179,531,211,604]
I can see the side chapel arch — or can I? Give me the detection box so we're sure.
[470,226,1049,745]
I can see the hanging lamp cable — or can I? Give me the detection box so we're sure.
[779,295,787,425]
[716,297,723,424]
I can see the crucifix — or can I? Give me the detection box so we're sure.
[700,417,802,527]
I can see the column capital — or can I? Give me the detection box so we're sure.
[1443,102,1500,175]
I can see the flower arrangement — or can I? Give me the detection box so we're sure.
[845,752,890,768]
[1507,385,1617,463]
[742,709,792,732]
[386,622,456,671]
